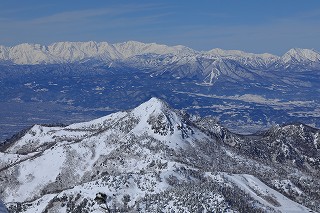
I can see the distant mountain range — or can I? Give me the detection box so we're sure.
[1,41,320,65]
[1,41,320,84]
[1,98,319,212]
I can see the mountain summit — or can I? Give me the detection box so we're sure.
[1,98,319,212]
[281,48,320,63]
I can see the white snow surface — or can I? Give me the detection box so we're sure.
[129,97,207,149]
[1,40,318,67]
[224,173,313,213]
[281,48,320,63]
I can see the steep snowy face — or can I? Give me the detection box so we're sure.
[48,41,122,61]
[0,45,9,60]
[8,43,55,64]
[281,48,320,64]
[130,98,197,143]
[205,48,279,70]
[113,41,195,58]
[96,41,122,59]
[130,97,171,122]
[48,41,97,62]
[206,48,279,65]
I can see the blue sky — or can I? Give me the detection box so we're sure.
[1,0,320,55]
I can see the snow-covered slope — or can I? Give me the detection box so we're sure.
[224,174,312,213]
[281,48,320,64]
[1,98,318,212]
[206,48,279,67]
[277,48,320,71]
[113,41,196,58]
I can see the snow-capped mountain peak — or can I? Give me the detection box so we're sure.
[0,98,319,213]
[48,41,109,62]
[131,97,169,117]
[206,48,277,59]
[129,98,196,144]
[8,43,53,64]
[281,48,320,63]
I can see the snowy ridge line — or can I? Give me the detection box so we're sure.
[0,40,319,65]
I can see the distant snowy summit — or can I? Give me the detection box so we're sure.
[0,40,319,66]
[0,41,195,64]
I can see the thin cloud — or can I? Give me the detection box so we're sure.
[0,3,172,46]
[4,3,166,26]
[30,8,116,25]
